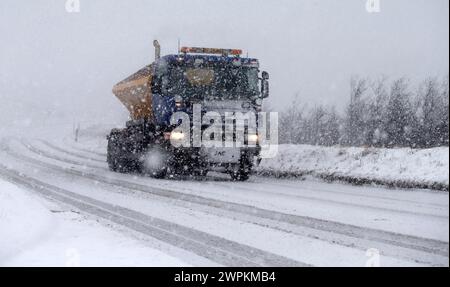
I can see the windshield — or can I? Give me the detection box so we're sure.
[157,60,259,100]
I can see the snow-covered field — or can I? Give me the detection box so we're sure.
[258,145,449,191]
[0,130,448,267]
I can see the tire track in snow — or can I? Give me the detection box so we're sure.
[70,146,107,158]
[0,164,307,267]
[21,140,107,170]
[39,140,106,164]
[209,181,447,218]
[254,180,448,208]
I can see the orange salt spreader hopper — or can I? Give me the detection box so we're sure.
[112,64,154,120]
[111,40,161,120]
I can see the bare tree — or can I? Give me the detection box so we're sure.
[278,75,449,148]
[437,76,449,146]
[279,94,305,144]
[385,78,415,147]
[322,106,341,146]
[344,77,368,146]
[365,77,389,146]
[415,78,441,147]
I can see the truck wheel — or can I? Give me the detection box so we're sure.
[141,145,168,179]
[107,135,126,173]
[229,164,251,181]
[148,168,167,178]
[192,169,208,177]
[108,156,128,173]
[107,133,120,172]
[229,154,252,181]
[107,153,119,172]
[107,130,140,173]
[229,170,250,181]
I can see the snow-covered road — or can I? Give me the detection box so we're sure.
[0,137,448,266]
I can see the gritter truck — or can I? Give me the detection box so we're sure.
[107,40,270,181]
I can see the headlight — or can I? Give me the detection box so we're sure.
[248,134,259,144]
[164,131,185,141]
[170,131,185,141]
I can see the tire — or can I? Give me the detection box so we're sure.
[229,170,250,181]
[229,153,253,181]
[141,145,168,179]
[148,168,167,179]
[107,133,122,172]
[107,130,140,173]
[192,169,208,177]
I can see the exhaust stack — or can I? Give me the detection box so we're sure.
[153,40,160,61]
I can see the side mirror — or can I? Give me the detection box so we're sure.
[261,71,269,98]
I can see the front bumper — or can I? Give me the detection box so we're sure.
[161,141,261,170]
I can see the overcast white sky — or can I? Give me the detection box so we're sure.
[0,0,448,128]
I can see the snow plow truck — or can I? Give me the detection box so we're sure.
[107,40,270,181]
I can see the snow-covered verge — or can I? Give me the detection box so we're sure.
[0,180,188,266]
[258,145,449,191]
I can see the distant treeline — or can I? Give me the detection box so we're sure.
[278,76,449,148]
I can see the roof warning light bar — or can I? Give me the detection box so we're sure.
[180,47,242,56]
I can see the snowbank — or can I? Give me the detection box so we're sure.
[258,145,449,191]
[0,180,54,263]
[0,180,188,266]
